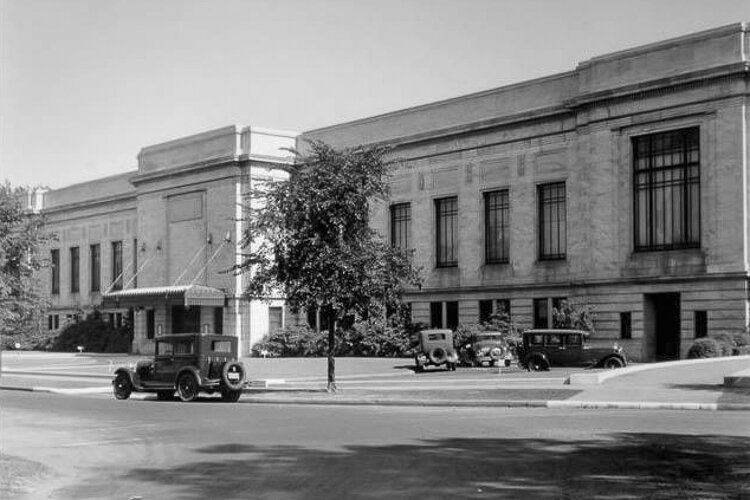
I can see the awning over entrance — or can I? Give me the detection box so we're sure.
[101,285,227,308]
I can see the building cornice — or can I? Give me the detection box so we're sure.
[41,193,137,216]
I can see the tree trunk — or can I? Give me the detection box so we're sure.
[327,308,337,393]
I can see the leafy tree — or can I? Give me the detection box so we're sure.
[0,183,51,349]
[552,300,596,332]
[240,141,421,391]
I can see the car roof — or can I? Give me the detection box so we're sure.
[523,329,591,337]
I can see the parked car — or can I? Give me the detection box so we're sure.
[460,331,513,367]
[414,329,459,372]
[516,329,627,371]
[112,333,246,402]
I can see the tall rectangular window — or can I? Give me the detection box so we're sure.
[90,244,100,292]
[430,302,443,328]
[132,238,138,288]
[485,190,510,263]
[111,241,123,290]
[633,127,700,251]
[50,249,60,295]
[446,301,459,330]
[620,312,632,340]
[269,306,283,333]
[435,197,458,267]
[70,247,79,293]
[538,182,566,260]
[694,310,708,338]
[390,203,411,251]
[479,300,493,323]
[533,298,549,328]
[146,310,155,339]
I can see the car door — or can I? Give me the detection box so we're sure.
[556,333,585,366]
[544,334,566,365]
[153,340,177,385]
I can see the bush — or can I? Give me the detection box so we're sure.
[552,300,596,332]
[687,338,721,359]
[50,310,132,353]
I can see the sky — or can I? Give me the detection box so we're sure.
[2,0,750,189]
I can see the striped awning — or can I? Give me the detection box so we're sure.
[101,285,227,308]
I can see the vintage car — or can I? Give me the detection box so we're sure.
[414,329,459,372]
[516,329,627,371]
[112,333,246,402]
[460,332,513,367]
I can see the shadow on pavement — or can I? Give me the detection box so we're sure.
[90,433,750,499]
[667,383,750,405]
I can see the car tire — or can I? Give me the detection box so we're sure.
[527,356,548,372]
[221,361,246,391]
[603,357,625,369]
[156,390,173,401]
[428,347,448,365]
[113,372,132,400]
[221,389,242,403]
[177,373,199,402]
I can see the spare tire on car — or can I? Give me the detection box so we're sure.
[428,347,448,365]
[221,361,246,391]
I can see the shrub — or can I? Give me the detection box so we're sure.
[50,310,132,353]
[687,338,721,359]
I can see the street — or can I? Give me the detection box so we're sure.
[2,390,749,499]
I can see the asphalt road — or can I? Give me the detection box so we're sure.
[2,390,749,499]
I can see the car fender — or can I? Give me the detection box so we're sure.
[174,366,202,388]
[597,354,627,368]
[113,367,142,391]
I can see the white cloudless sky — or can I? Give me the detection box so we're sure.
[2,0,749,188]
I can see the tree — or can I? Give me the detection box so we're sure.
[0,183,51,348]
[239,141,422,391]
[552,300,596,332]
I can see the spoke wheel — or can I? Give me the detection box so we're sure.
[527,357,546,372]
[177,373,199,402]
[604,357,624,369]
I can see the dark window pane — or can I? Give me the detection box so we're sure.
[146,310,155,340]
[620,312,632,340]
[90,244,100,292]
[111,241,123,290]
[538,183,566,260]
[694,310,708,338]
[485,190,509,263]
[214,307,224,334]
[430,302,443,329]
[533,298,549,329]
[390,203,411,251]
[436,197,458,267]
[51,249,60,295]
[479,300,493,323]
[70,247,79,293]
[633,127,700,251]
[446,301,459,330]
[268,307,283,333]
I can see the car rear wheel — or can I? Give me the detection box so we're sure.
[113,372,132,400]
[221,389,242,403]
[177,373,199,402]
[603,357,625,369]
[527,356,548,372]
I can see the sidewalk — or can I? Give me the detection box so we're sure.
[2,353,749,410]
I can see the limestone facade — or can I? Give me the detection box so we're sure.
[301,23,750,361]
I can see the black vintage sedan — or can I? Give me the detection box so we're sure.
[516,329,627,371]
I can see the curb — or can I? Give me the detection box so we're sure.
[3,384,749,410]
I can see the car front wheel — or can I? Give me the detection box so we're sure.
[527,357,548,372]
[113,373,132,400]
[177,373,199,402]
[603,357,625,369]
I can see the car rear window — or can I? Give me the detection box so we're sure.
[427,333,446,341]
[211,340,232,353]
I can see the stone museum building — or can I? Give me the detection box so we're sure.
[38,23,750,360]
